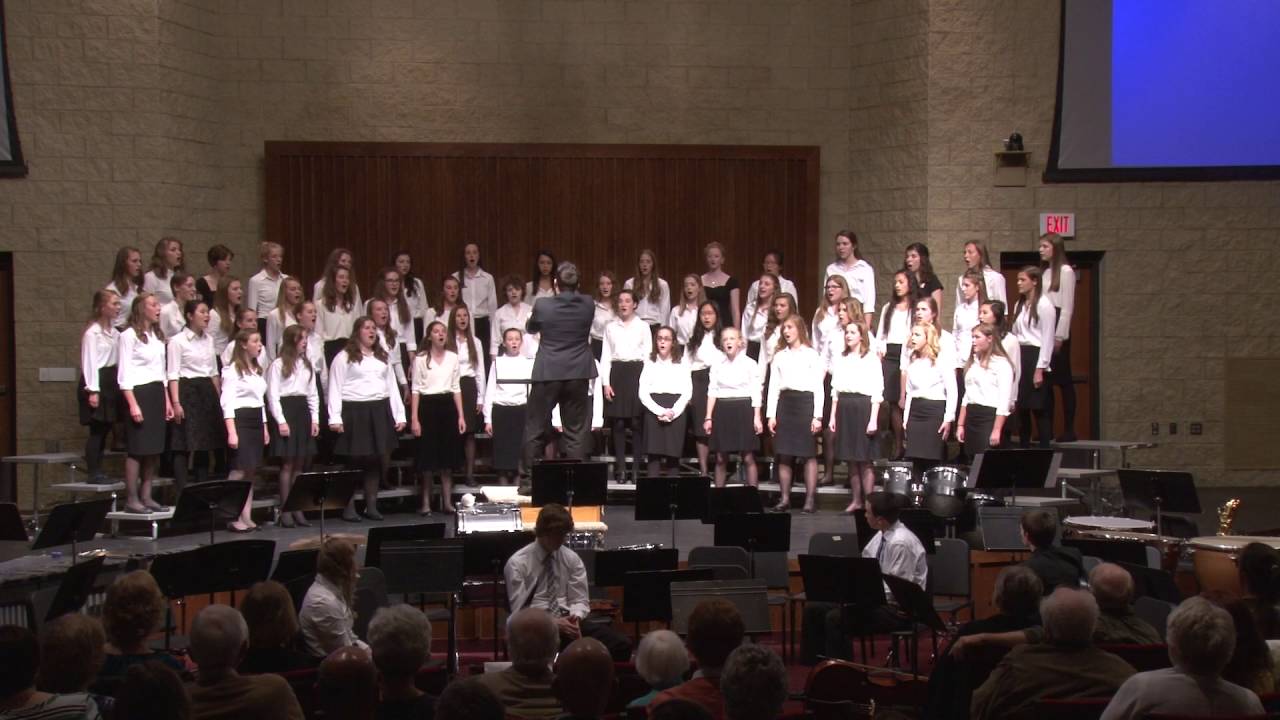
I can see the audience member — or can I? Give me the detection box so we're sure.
[37,613,111,715]
[552,637,616,720]
[186,604,303,720]
[367,604,435,720]
[317,646,379,720]
[113,660,190,720]
[476,608,563,718]
[1238,542,1280,639]
[649,699,713,720]
[650,599,745,720]
[1222,600,1276,696]
[1089,563,1162,644]
[1101,596,1264,720]
[435,678,505,720]
[99,571,185,682]
[301,537,369,657]
[0,625,99,719]
[629,630,691,709]
[970,587,1135,720]
[719,645,788,720]
[1019,510,1084,593]
[238,580,317,674]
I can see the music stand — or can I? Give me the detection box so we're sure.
[1118,469,1200,542]
[798,554,886,659]
[149,539,276,648]
[280,470,361,542]
[635,475,710,549]
[593,547,679,588]
[1117,560,1183,604]
[713,512,790,576]
[171,481,252,545]
[881,574,946,677]
[702,485,763,524]
[42,554,105,623]
[898,508,938,555]
[365,522,447,569]
[971,449,1059,505]
[0,503,27,541]
[380,538,465,673]
[461,530,534,659]
[31,498,111,562]
[622,568,714,638]
[1063,538,1149,567]
[531,461,609,508]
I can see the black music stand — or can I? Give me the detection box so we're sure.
[532,461,609,509]
[635,475,710,549]
[31,498,111,562]
[1118,469,1200,542]
[622,567,714,640]
[42,554,105,624]
[365,522,448,569]
[882,574,946,677]
[702,485,763,524]
[381,538,465,673]
[971,449,1057,505]
[172,481,252,545]
[462,530,534,660]
[0,503,27,541]
[898,508,938,555]
[798,554,886,662]
[280,470,361,542]
[593,547,679,588]
[713,512,791,576]
[1117,560,1183,604]
[149,539,276,648]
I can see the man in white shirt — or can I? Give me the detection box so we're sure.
[801,492,927,663]
[504,504,632,661]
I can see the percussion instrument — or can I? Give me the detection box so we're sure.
[1063,518,1181,572]
[923,466,968,518]
[1188,536,1280,598]
[615,543,661,551]
[875,463,922,507]
[566,532,603,550]
[1063,516,1155,532]
[455,503,522,534]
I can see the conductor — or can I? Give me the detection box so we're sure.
[523,261,597,470]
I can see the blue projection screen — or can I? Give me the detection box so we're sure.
[1047,0,1280,182]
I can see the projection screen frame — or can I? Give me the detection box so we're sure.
[0,0,27,179]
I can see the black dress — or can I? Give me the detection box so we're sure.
[703,276,739,326]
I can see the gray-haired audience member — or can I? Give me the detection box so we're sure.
[435,678,505,720]
[629,630,691,709]
[1100,596,1264,720]
[970,587,1135,720]
[317,646,378,720]
[186,604,303,720]
[720,645,789,720]
[475,608,563,718]
[367,604,435,720]
[1089,563,1162,644]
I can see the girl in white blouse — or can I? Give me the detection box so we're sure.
[812,276,849,364]
[952,269,989,412]
[668,274,705,347]
[317,266,359,367]
[902,322,956,466]
[877,270,918,460]
[457,243,498,370]
[328,317,407,522]
[167,299,222,491]
[958,240,1007,308]
[743,250,797,322]
[313,248,361,307]
[956,323,1015,458]
[485,328,533,484]
[526,250,558,302]
[411,321,466,514]
[824,230,876,330]
[159,272,197,339]
[447,304,486,485]
[704,328,763,487]
[393,250,430,339]
[767,316,825,513]
[142,237,183,305]
[268,324,320,528]
[264,276,303,364]
[221,329,269,532]
[208,275,243,359]
[602,290,653,481]
[687,302,725,476]
[80,289,122,484]
[741,272,779,361]
[900,297,955,376]
[434,275,461,326]
[368,268,417,356]
[368,298,410,397]
[762,293,797,368]
[1012,266,1057,448]
[591,271,617,361]
[639,327,692,476]
[490,275,534,359]
[981,300,1021,413]
[1039,233,1078,441]
[624,249,671,336]
[106,246,143,329]
[117,293,173,513]
[829,320,883,513]
[219,307,261,367]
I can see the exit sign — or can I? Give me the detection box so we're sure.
[1039,213,1075,237]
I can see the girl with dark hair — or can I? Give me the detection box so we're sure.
[107,246,144,328]
[767,316,825,513]
[705,327,763,487]
[958,240,1007,308]
[829,320,882,512]
[491,275,532,358]
[812,276,850,366]
[625,249,671,338]
[668,274,705,346]
[159,272,197,339]
[485,328,533,485]
[434,275,461,323]
[981,300,1020,414]
[300,537,365,657]
[877,270,917,459]
[639,326,691,476]
[591,271,617,361]
[197,244,233,308]
[1039,233,1078,441]
[602,289,652,481]
[316,266,358,367]
[952,269,990,413]
[264,276,304,363]
[268,324,318,528]
[218,307,260,367]
[143,237,184,305]
[411,321,466,514]
[368,298,409,398]
[687,302,725,475]
[762,293,796,368]
[1012,267,1056,448]
[1238,543,1280,639]
[527,250,558,301]
[744,250,797,312]
[221,329,270,532]
[741,273,778,361]
[368,268,416,353]
[956,323,1014,458]
[447,304,486,484]
[313,248,361,307]
[208,275,243,359]
[118,293,173,513]
[701,242,740,329]
[824,230,876,329]
[393,251,429,340]
[80,290,123,485]
[904,242,943,310]
[457,243,498,370]
[166,299,222,492]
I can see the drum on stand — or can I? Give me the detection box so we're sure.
[923,466,968,518]
[1188,536,1280,599]
[874,461,922,507]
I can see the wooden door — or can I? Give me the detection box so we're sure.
[1000,251,1101,440]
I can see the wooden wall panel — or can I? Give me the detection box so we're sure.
[265,143,821,316]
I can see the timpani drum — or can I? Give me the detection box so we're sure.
[1188,536,1280,598]
[923,465,968,518]
[1063,516,1156,533]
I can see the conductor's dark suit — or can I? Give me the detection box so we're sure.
[523,291,597,468]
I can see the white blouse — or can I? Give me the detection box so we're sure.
[963,355,1015,416]
[829,349,885,404]
[220,341,264,368]
[877,303,912,352]
[1043,264,1076,342]
[686,331,725,372]
[903,355,957,423]
[708,351,762,407]
[762,326,783,366]
[955,266,1008,309]
[1001,333,1021,411]
[306,330,328,388]
[316,300,358,343]
[491,302,534,356]
[246,269,287,316]
[166,329,217,381]
[312,278,362,309]
[220,365,267,420]
[623,277,671,325]
[744,276,797,311]
[525,281,556,302]
[667,305,698,346]
[328,351,406,424]
[107,282,138,329]
[456,269,498,319]
[264,309,297,364]
[813,308,843,369]
[159,301,185,339]
[1011,295,1057,370]
[207,309,234,356]
[591,301,615,341]
[365,299,417,352]
[378,328,407,387]
[81,323,119,391]
[900,327,957,370]
[404,277,430,319]
[952,298,981,369]
[600,317,652,386]
[766,345,825,421]
[825,260,876,316]
[455,334,485,403]
[639,357,692,417]
[741,303,769,343]
[267,357,320,425]
[142,270,175,305]
[484,355,532,420]
[411,351,461,396]
[117,328,166,390]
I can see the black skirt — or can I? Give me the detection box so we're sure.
[591,337,603,361]
[78,366,120,426]
[460,375,480,434]
[689,368,711,439]
[643,393,687,458]
[604,360,643,419]
[906,398,946,461]
[1017,346,1047,410]
[335,398,398,458]
[474,316,492,370]
[124,381,167,456]
[746,341,761,361]
[270,395,316,458]
[710,397,758,454]
[963,403,998,458]
[415,393,463,471]
[1048,310,1072,387]
[323,339,346,369]
[774,390,817,459]
[833,392,875,462]
[490,403,526,471]
[170,377,225,452]
[882,344,902,407]
[231,406,266,471]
